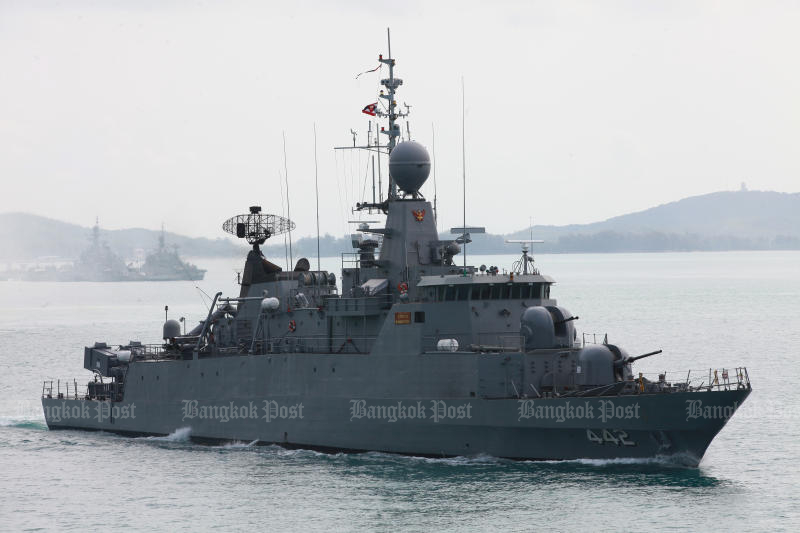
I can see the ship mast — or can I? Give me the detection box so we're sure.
[376,28,407,199]
[335,28,409,211]
[92,217,100,247]
[159,222,166,250]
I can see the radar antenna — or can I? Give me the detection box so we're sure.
[506,239,544,275]
[222,206,295,250]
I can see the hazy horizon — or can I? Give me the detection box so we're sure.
[2,186,798,241]
[2,1,798,240]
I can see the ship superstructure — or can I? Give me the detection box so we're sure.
[41,33,750,465]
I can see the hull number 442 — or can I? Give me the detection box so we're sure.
[586,429,636,446]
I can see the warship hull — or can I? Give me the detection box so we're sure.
[42,353,749,465]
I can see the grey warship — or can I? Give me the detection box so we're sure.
[138,226,206,281]
[5,220,205,282]
[12,218,136,282]
[41,35,750,465]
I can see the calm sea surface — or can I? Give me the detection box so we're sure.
[1,251,798,532]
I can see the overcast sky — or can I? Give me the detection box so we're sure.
[1,0,798,240]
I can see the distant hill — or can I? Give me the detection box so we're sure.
[480,189,800,254]
[2,190,798,262]
[269,190,800,257]
[0,213,246,262]
[508,189,800,240]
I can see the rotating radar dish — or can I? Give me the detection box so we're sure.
[222,206,295,245]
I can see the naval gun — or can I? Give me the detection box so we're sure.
[614,349,663,368]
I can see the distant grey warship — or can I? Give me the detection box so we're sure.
[138,226,206,281]
[6,221,205,282]
[41,34,750,465]
[13,218,136,282]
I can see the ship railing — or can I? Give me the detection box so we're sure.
[288,284,339,309]
[631,367,751,393]
[582,332,609,346]
[41,378,88,400]
[325,293,394,314]
[341,252,359,269]
[247,335,378,355]
[42,378,125,401]
[423,333,525,353]
[341,250,382,272]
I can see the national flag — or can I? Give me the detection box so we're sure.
[362,102,377,116]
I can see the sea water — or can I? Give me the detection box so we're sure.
[1,251,798,532]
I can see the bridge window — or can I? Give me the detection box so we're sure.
[511,284,523,299]
[431,282,549,301]
[414,311,425,323]
[470,285,482,300]
[489,285,500,300]
[521,283,543,299]
[433,285,470,301]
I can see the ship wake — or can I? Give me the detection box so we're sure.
[0,416,47,430]
[144,426,193,443]
[562,454,701,468]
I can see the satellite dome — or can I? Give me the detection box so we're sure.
[163,319,181,340]
[389,141,431,194]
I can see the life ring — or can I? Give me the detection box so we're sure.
[397,281,409,293]
[288,320,297,332]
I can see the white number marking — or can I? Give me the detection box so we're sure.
[586,429,637,447]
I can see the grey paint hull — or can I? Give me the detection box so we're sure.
[42,352,750,465]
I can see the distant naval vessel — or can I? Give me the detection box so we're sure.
[5,221,204,282]
[9,218,136,282]
[41,33,750,465]
[138,226,206,281]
